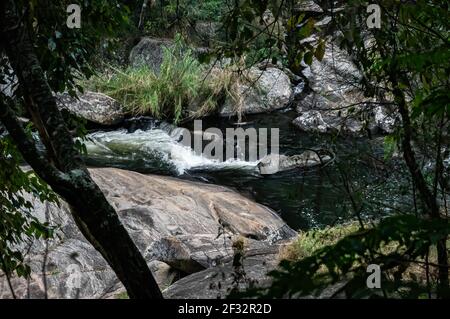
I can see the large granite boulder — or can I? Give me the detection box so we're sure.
[0,168,295,299]
[56,91,124,126]
[220,67,293,117]
[190,21,219,46]
[294,37,398,135]
[128,37,174,73]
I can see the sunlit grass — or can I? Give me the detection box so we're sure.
[85,36,237,124]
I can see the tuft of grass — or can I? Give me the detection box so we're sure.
[115,291,129,299]
[85,35,235,124]
[279,223,361,262]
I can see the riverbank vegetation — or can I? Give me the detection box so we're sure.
[279,220,450,298]
[85,35,248,123]
[0,0,449,300]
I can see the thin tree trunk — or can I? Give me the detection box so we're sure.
[389,71,449,297]
[138,0,150,30]
[0,0,162,299]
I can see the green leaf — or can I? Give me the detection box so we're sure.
[298,18,315,39]
[304,51,314,66]
[314,40,326,61]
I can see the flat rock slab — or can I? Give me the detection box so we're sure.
[0,168,295,299]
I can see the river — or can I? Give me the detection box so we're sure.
[82,110,410,231]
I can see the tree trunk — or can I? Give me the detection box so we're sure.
[0,0,163,299]
[390,71,449,297]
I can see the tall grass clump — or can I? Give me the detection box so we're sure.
[86,35,233,123]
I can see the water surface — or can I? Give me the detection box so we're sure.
[83,111,409,230]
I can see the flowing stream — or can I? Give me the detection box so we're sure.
[82,111,409,230]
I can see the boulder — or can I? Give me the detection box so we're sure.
[293,93,396,136]
[304,41,362,97]
[295,38,396,136]
[374,106,397,134]
[220,67,293,117]
[129,37,174,73]
[0,168,295,299]
[56,91,124,126]
[129,37,210,73]
[149,261,178,290]
[191,21,219,46]
[293,110,330,134]
[147,234,282,272]
[258,151,332,175]
[146,236,205,274]
[163,245,282,299]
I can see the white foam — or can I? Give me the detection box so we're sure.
[83,129,258,175]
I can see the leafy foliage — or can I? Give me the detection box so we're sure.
[210,0,328,72]
[144,0,226,37]
[15,0,131,96]
[0,135,57,279]
[242,215,450,298]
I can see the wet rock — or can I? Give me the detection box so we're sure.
[293,110,330,134]
[258,151,332,175]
